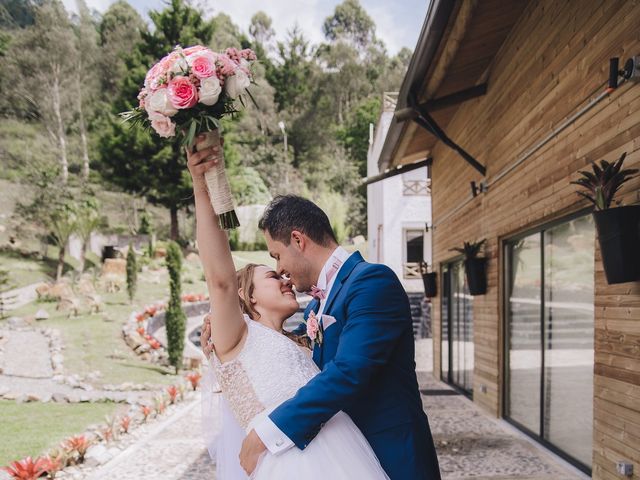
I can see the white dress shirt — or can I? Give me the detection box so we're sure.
[253,246,353,455]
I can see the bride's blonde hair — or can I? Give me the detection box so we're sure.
[236,263,310,348]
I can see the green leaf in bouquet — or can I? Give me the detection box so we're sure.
[187,119,197,146]
[245,88,259,109]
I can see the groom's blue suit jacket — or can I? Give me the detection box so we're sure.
[270,252,441,479]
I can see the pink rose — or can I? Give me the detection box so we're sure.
[306,313,319,341]
[167,76,198,109]
[149,111,175,138]
[191,53,217,79]
[144,59,168,91]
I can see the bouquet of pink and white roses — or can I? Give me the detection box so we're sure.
[121,45,258,229]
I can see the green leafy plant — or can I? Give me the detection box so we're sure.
[165,241,186,373]
[571,152,638,211]
[126,243,137,303]
[451,239,486,259]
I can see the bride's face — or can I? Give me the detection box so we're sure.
[251,266,299,318]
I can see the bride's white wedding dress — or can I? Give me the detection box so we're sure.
[211,316,389,479]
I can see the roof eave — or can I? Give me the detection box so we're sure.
[377,0,456,171]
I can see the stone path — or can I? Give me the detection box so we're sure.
[0,327,154,404]
[419,373,586,480]
[89,398,215,480]
[0,282,41,312]
[1,329,53,378]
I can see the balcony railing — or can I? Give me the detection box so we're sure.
[404,262,422,279]
[403,179,431,196]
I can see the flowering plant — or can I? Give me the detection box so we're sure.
[121,45,258,229]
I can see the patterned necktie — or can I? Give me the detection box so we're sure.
[309,259,342,300]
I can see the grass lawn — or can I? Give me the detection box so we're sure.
[0,400,123,467]
[231,250,275,268]
[4,256,211,386]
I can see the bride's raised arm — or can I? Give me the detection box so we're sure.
[186,133,246,359]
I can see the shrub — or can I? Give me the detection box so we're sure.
[165,242,186,374]
[126,243,137,303]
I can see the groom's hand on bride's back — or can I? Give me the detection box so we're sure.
[200,313,213,359]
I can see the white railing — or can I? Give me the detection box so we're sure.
[404,262,422,279]
[403,179,431,196]
[383,92,399,112]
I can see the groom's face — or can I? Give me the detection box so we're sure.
[264,231,314,293]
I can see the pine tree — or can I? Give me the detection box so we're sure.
[165,241,186,373]
[126,242,137,303]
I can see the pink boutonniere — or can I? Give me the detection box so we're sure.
[306,311,324,346]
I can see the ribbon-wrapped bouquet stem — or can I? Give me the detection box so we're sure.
[121,45,257,230]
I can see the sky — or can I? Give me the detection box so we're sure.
[61,0,430,55]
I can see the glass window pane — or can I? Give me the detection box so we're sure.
[451,261,474,393]
[508,233,542,434]
[543,215,595,466]
[441,267,450,381]
[406,230,424,263]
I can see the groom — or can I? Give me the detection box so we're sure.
[238,195,441,479]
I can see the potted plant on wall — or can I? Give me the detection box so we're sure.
[452,239,487,295]
[571,152,640,284]
[419,261,437,298]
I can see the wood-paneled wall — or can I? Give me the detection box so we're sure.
[427,0,640,476]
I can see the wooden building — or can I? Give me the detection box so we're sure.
[378,0,640,477]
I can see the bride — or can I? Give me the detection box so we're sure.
[187,132,389,479]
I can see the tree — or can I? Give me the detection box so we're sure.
[268,26,315,113]
[13,166,77,277]
[75,195,104,273]
[72,0,100,182]
[97,0,145,98]
[50,199,78,281]
[322,0,376,50]
[126,242,137,303]
[99,0,213,240]
[249,11,274,47]
[7,0,77,183]
[165,241,186,373]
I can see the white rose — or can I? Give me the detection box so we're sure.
[169,57,188,75]
[199,77,222,106]
[147,88,178,117]
[224,70,251,99]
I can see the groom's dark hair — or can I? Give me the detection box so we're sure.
[258,195,338,247]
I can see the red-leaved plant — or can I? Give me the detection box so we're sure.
[186,371,202,391]
[141,404,152,422]
[167,385,179,404]
[120,415,131,434]
[64,435,91,463]
[2,457,48,480]
[42,454,64,479]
